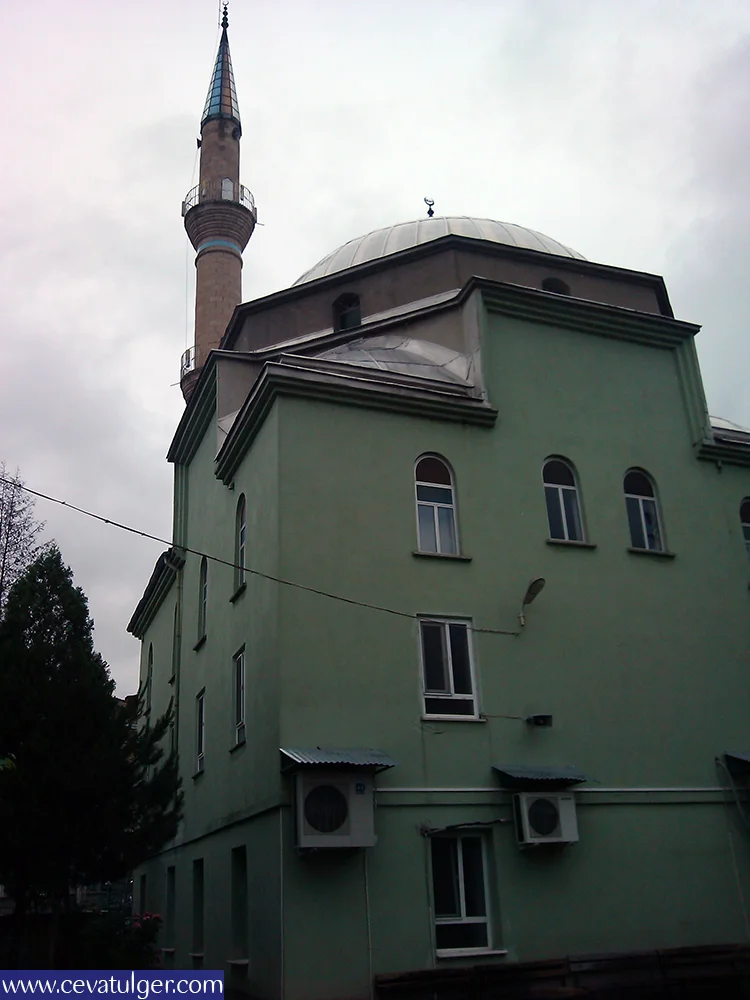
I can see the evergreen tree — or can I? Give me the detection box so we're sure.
[0,464,45,611]
[0,547,182,917]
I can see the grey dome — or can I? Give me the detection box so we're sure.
[295,216,585,285]
[316,335,472,385]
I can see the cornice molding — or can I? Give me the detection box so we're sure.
[696,440,750,468]
[168,360,218,466]
[475,280,698,348]
[215,360,497,484]
[127,547,185,639]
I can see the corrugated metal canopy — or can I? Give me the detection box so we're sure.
[280,747,397,772]
[493,764,587,788]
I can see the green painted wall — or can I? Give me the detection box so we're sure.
[136,403,283,990]
[135,294,750,999]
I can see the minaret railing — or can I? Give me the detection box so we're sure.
[181,181,256,217]
[180,346,196,380]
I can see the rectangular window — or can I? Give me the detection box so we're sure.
[233,649,246,745]
[196,690,205,773]
[192,859,204,955]
[231,846,248,961]
[419,619,476,717]
[626,495,662,551]
[165,866,176,949]
[431,835,490,954]
[198,558,208,640]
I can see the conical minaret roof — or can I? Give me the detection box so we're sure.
[201,6,241,130]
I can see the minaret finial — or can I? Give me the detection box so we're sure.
[222,3,229,29]
[424,197,435,218]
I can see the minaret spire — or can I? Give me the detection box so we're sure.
[180,10,256,402]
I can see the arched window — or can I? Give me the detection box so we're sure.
[145,643,153,713]
[624,469,663,551]
[198,556,208,639]
[333,293,361,332]
[235,495,247,589]
[543,458,583,541]
[415,455,458,554]
[740,499,750,558]
[221,177,234,200]
[542,277,570,295]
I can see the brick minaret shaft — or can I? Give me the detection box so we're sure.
[181,5,256,402]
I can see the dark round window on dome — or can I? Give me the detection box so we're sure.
[304,784,349,833]
[542,277,570,295]
[527,797,560,837]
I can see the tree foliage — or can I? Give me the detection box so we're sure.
[0,546,182,912]
[0,464,45,611]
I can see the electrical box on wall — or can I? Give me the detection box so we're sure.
[513,792,579,847]
[295,771,377,848]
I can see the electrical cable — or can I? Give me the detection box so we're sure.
[0,477,520,637]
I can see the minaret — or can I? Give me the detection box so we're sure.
[180,5,256,402]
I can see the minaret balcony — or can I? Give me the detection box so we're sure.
[181,180,256,218]
[180,346,196,380]
[182,180,257,254]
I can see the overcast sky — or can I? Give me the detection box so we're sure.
[1,0,749,694]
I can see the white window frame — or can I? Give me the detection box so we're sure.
[431,834,492,957]
[198,557,208,639]
[236,496,247,589]
[542,459,583,542]
[624,470,664,552]
[415,456,459,555]
[233,648,246,745]
[418,617,478,719]
[740,500,750,559]
[196,690,206,773]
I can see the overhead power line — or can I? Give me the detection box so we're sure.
[0,477,520,637]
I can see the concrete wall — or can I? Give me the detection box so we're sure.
[231,244,666,355]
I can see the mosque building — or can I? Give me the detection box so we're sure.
[129,9,750,998]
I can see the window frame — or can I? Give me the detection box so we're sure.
[235,495,247,591]
[418,617,478,719]
[233,647,246,746]
[624,468,664,552]
[198,556,208,640]
[430,833,492,956]
[542,457,584,542]
[195,689,206,774]
[740,499,750,560]
[332,292,361,332]
[415,455,459,556]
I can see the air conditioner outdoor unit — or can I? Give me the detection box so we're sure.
[295,771,376,848]
[513,792,578,847]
